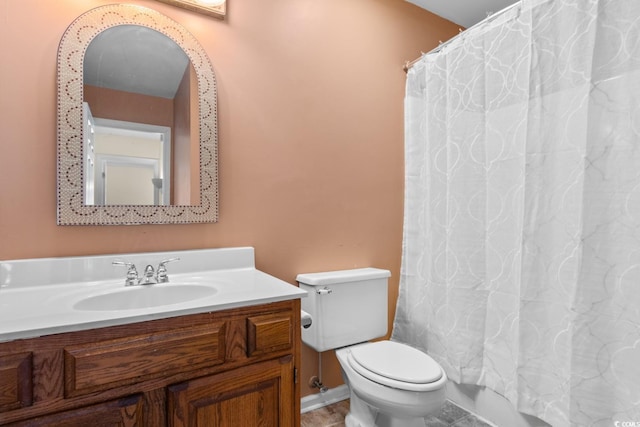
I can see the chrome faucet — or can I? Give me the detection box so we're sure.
[112,257,180,286]
[156,257,180,283]
[112,261,139,286]
[140,265,157,285]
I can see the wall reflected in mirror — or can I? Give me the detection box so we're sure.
[83,25,200,206]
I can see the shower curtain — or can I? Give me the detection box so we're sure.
[392,0,640,425]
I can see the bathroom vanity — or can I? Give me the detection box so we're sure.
[0,247,306,426]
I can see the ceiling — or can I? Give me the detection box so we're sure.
[84,25,189,99]
[407,0,519,28]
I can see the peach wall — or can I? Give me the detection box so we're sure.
[189,64,200,205]
[84,84,174,126]
[0,0,458,396]
[173,65,197,205]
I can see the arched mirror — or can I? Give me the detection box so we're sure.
[57,4,218,225]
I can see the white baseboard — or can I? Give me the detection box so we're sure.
[300,385,350,414]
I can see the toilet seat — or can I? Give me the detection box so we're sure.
[347,341,444,392]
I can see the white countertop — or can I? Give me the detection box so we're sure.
[0,247,307,342]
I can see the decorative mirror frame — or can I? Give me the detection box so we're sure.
[57,4,218,225]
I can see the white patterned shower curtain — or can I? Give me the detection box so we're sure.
[392,0,640,425]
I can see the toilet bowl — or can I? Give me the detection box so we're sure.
[297,268,448,427]
[336,340,447,427]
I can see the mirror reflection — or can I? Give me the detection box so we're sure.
[83,25,200,206]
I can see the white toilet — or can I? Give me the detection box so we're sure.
[297,268,447,427]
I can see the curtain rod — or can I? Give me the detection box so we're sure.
[403,1,522,73]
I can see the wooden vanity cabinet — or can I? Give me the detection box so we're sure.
[0,300,301,427]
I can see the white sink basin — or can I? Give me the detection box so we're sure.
[73,283,217,311]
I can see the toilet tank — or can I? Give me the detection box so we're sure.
[297,268,390,352]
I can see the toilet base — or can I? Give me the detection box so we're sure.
[344,390,377,427]
[344,390,430,427]
[375,413,427,427]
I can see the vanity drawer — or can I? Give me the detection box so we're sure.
[64,322,225,397]
[0,352,32,412]
[247,312,293,357]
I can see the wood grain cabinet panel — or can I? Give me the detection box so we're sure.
[8,394,144,427]
[167,357,294,427]
[247,312,293,357]
[0,353,32,412]
[64,322,225,397]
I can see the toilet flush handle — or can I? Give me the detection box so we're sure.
[316,287,333,295]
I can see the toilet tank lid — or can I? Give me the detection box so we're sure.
[296,268,390,286]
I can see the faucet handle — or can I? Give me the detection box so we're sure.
[158,257,180,267]
[156,257,180,283]
[112,261,138,286]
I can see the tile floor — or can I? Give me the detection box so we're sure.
[301,399,495,427]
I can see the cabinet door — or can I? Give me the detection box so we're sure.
[168,357,294,427]
[8,394,143,427]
